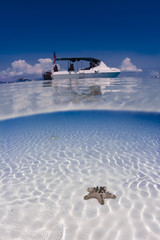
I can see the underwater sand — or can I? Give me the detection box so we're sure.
[0,110,160,240]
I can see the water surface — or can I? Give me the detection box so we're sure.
[0,76,160,120]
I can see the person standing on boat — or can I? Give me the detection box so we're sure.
[90,61,96,68]
[69,63,74,71]
[54,64,58,72]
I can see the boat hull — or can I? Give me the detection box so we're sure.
[52,71,120,79]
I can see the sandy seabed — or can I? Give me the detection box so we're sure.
[0,110,160,240]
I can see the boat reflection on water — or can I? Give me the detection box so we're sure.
[43,80,52,87]
[42,78,103,105]
[85,85,102,96]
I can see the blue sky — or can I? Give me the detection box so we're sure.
[0,0,160,77]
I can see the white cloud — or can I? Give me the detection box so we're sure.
[120,57,142,72]
[0,58,53,80]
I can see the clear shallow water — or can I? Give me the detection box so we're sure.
[0,76,160,120]
[0,75,160,240]
[0,110,160,240]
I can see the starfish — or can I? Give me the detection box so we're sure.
[84,186,116,205]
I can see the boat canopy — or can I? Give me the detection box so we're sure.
[55,57,100,64]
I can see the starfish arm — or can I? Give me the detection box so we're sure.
[87,187,94,193]
[84,192,105,205]
[104,192,116,199]
[84,192,96,200]
[97,194,105,205]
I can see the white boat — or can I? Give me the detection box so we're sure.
[42,57,120,80]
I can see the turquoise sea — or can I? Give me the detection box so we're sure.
[0,75,160,240]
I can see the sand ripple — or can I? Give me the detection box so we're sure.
[0,111,160,240]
